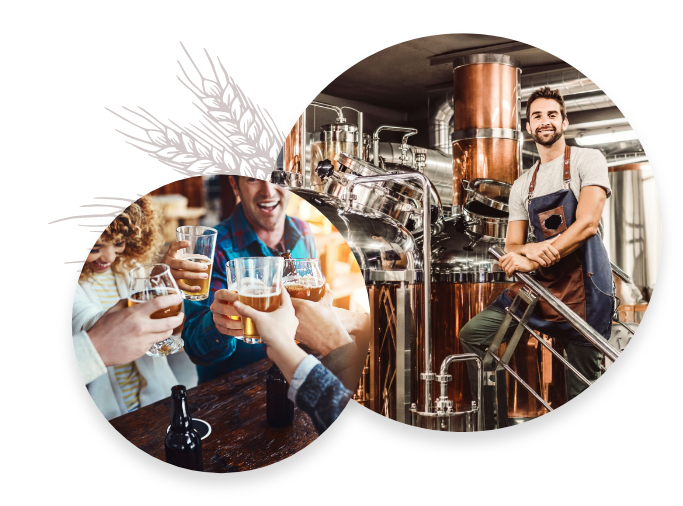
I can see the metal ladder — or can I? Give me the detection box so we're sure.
[485,246,621,429]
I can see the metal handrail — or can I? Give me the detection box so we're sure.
[488,245,621,362]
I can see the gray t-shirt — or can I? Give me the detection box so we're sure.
[508,146,611,236]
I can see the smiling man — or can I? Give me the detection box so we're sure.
[459,87,614,427]
[182,176,317,383]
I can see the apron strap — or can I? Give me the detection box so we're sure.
[527,160,541,202]
[528,145,573,202]
[563,144,572,189]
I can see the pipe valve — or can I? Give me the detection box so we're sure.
[315,159,335,180]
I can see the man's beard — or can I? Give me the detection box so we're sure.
[533,125,564,146]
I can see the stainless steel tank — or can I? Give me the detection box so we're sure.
[602,162,660,301]
[309,122,360,191]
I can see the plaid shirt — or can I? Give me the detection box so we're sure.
[182,203,317,383]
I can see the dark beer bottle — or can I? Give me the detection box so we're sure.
[266,363,295,427]
[165,385,203,471]
[280,251,296,277]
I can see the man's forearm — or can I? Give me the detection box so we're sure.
[182,309,237,365]
[505,243,526,255]
[551,218,598,257]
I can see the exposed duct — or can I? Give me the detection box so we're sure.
[428,89,454,154]
[522,91,615,117]
[430,69,613,152]
[521,68,598,100]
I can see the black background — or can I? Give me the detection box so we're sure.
[54,33,648,476]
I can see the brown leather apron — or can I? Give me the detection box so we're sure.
[505,146,586,322]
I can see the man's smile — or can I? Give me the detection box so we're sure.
[256,200,280,214]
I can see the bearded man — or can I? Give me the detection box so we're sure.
[460,86,614,427]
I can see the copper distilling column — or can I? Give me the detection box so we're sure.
[451,54,522,211]
[411,54,545,431]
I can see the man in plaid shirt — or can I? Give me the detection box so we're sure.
[182,176,317,383]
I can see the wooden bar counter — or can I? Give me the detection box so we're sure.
[110,358,318,472]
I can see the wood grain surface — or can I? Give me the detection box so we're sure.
[110,358,318,473]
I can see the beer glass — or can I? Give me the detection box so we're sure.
[226,259,241,323]
[234,257,284,344]
[128,263,184,357]
[283,258,326,302]
[175,226,218,301]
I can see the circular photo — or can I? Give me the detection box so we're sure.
[273,33,659,431]
[72,175,370,471]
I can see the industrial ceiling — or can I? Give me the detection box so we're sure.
[317,34,644,164]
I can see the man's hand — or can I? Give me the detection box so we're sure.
[522,238,560,267]
[290,284,353,355]
[499,252,540,277]
[89,296,184,367]
[162,240,210,293]
[210,289,243,337]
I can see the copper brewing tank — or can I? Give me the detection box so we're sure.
[452,54,522,207]
[411,53,567,424]
[284,115,304,176]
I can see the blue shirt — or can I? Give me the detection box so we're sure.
[182,203,317,383]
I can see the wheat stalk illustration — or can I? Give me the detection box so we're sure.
[107,43,284,180]
[49,196,139,270]
[52,44,285,266]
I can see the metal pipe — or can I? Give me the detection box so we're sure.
[372,126,418,167]
[489,354,553,412]
[429,90,454,153]
[611,262,632,284]
[488,245,620,362]
[437,353,483,430]
[300,111,307,188]
[521,69,598,100]
[310,101,345,122]
[346,172,433,413]
[508,312,592,387]
[341,106,363,161]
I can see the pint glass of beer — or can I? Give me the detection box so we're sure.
[175,226,218,301]
[234,257,284,344]
[226,259,241,323]
[128,263,184,357]
[283,258,326,302]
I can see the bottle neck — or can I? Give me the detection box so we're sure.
[170,395,193,431]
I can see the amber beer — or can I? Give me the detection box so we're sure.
[128,287,183,319]
[238,288,282,343]
[284,282,326,302]
[179,256,212,298]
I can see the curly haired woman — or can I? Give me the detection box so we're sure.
[72,196,200,420]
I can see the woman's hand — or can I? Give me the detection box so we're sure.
[233,287,299,351]
[233,287,306,381]
[162,240,210,293]
[290,284,353,355]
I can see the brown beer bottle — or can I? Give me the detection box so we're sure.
[266,363,295,427]
[165,385,203,471]
[280,251,296,277]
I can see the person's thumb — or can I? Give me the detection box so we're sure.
[233,300,259,321]
[280,285,293,308]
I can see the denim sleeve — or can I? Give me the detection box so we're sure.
[294,363,352,435]
[181,248,236,365]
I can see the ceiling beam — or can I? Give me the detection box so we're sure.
[521,62,573,75]
[428,41,533,66]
